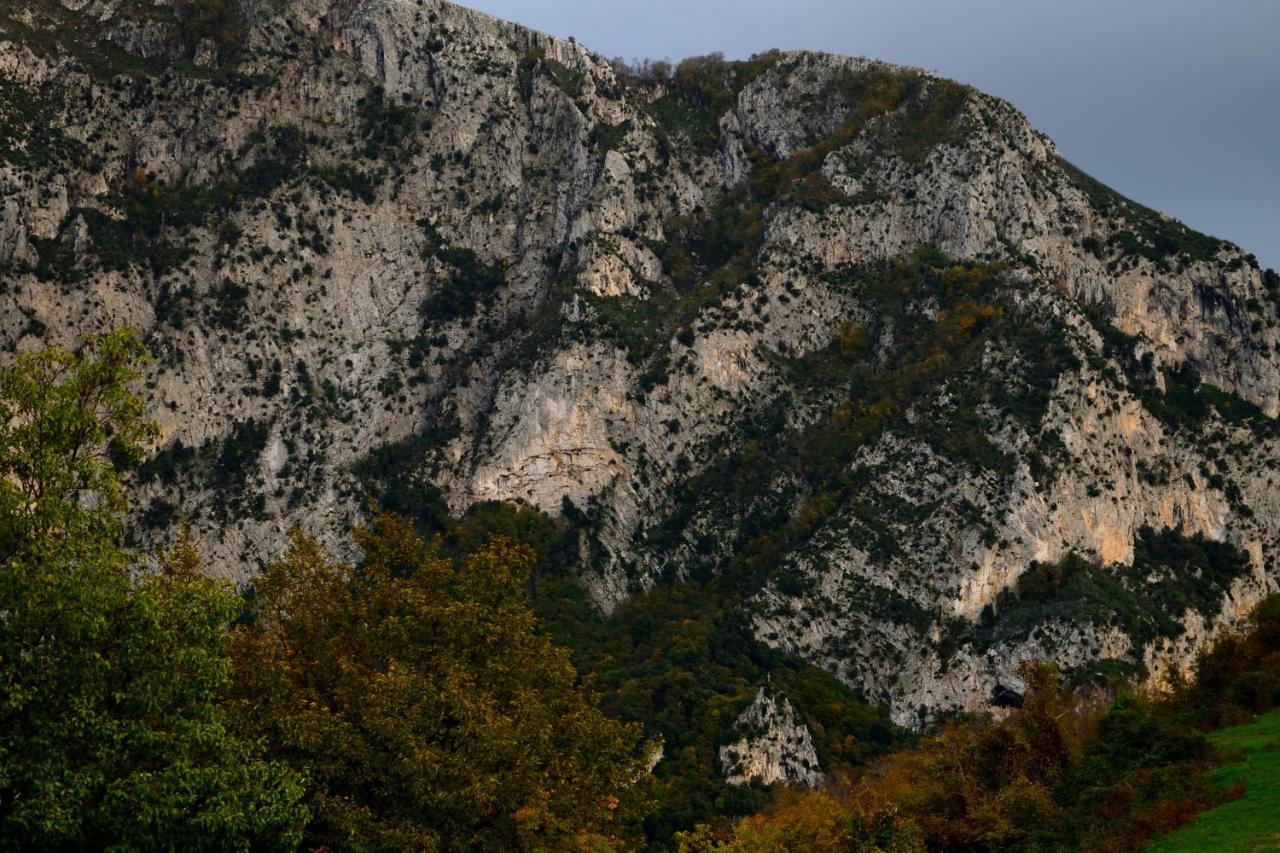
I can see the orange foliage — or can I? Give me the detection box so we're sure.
[677,780,922,852]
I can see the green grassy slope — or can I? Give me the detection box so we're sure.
[1147,709,1280,852]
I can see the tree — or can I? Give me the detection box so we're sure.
[0,329,306,848]
[1175,593,1280,727]
[676,781,923,852]
[230,512,652,850]
[864,662,1078,849]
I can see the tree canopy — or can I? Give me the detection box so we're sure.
[230,512,654,850]
[0,329,306,849]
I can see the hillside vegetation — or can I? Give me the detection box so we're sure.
[3,0,1279,731]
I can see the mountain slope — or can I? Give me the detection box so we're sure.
[2,0,1278,728]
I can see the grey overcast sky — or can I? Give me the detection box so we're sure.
[466,0,1279,270]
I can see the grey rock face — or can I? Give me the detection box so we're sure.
[2,0,1277,725]
[720,687,823,788]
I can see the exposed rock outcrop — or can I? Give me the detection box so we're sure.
[720,687,823,788]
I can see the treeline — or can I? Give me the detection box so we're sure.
[2,331,1277,851]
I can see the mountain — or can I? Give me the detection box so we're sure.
[2,0,1278,733]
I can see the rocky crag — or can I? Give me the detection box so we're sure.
[2,0,1278,730]
[720,687,823,788]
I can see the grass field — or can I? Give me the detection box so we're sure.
[1147,708,1280,852]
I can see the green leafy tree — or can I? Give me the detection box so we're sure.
[230,512,653,850]
[0,329,306,849]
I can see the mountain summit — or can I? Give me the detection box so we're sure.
[2,0,1277,726]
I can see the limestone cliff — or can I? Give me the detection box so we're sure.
[2,0,1277,726]
[720,687,823,788]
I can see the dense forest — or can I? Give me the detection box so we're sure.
[2,331,1278,850]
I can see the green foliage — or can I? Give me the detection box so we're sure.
[1172,594,1280,730]
[805,255,1026,473]
[355,86,421,161]
[213,418,269,495]
[974,528,1254,660]
[1147,708,1280,852]
[1147,363,1274,434]
[1,0,263,82]
[1263,267,1280,309]
[137,417,268,520]
[982,551,1157,647]
[1076,695,1211,787]
[312,163,381,203]
[1083,305,1275,441]
[819,66,971,165]
[655,57,966,175]
[230,514,651,850]
[350,434,455,527]
[532,579,902,844]
[516,48,542,104]
[543,58,586,98]
[704,596,1280,852]
[418,220,508,321]
[0,1,161,80]
[0,75,85,168]
[595,66,972,381]
[0,330,156,550]
[351,495,903,847]
[1058,694,1217,850]
[65,125,306,276]
[1129,528,1256,630]
[1059,597,1280,850]
[450,500,576,580]
[239,125,309,195]
[0,330,306,848]
[590,119,633,153]
[588,199,762,377]
[648,51,781,149]
[512,49,594,105]
[1058,158,1225,270]
[643,250,1076,600]
[209,276,251,330]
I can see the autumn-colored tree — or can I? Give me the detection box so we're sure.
[867,662,1079,849]
[676,780,922,852]
[230,512,653,850]
[0,329,306,848]
[837,321,868,360]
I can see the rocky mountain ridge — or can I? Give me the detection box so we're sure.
[2,0,1278,730]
